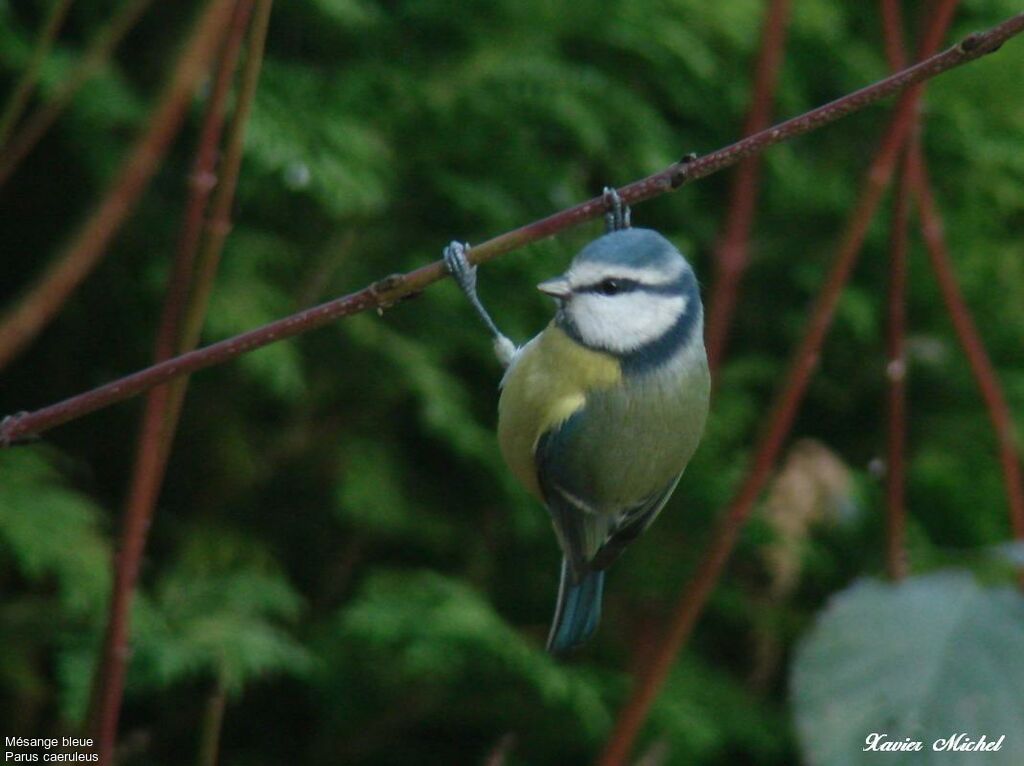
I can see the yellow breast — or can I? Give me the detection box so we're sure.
[497,323,621,498]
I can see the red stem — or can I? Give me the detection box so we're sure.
[0,0,237,371]
[4,13,1023,447]
[908,149,1024,545]
[885,148,911,581]
[880,0,909,71]
[884,0,1024,571]
[880,0,913,582]
[596,4,961,763]
[704,0,792,373]
[89,1,255,758]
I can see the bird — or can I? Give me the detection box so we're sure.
[443,191,710,654]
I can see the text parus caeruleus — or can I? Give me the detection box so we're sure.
[444,192,710,654]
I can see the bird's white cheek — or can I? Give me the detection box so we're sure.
[570,294,685,353]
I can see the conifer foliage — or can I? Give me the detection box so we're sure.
[1,1,1023,763]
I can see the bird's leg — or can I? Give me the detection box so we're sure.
[603,187,631,233]
[443,241,517,367]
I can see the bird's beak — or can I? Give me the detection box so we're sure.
[537,276,571,299]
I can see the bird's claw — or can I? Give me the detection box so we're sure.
[443,240,477,296]
[603,187,631,233]
[442,239,516,367]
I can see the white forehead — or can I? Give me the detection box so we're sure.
[567,258,686,287]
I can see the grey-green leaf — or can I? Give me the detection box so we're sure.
[791,571,1024,766]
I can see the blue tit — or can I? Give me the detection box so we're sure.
[444,198,710,654]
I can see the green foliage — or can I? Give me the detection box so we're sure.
[245,60,394,218]
[650,657,789,764]
[131,529,313,696]
[0,449,111,613]
[2,0,1023,763]
[792,572,1024,765]
[53,526,313,724]
[204,226,307,399]
[318,569,611,762]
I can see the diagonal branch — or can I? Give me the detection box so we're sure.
[908,149,1024,547]
[2,11,1024,447]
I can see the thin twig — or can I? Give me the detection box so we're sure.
[177,0,273,360]
[880,0,910,582]
[0,0,237,371]
[596,4,961,763]
[883,1,1024,576]
[0,0,75,146]
[0,0,154,188]
[885,148,911,581]
[156,0,274,443]
[704,0,791,372]
[880,0,909,71]
[482,733,517,766]
[196,675,228,766]
[879,0,915,582]
[89,1,256,758]
[909,149,1024,547]
[158,0,255,371]
[3,11,1024,446]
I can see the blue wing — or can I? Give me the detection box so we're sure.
[536,408,681,580]
[537,410,679,653]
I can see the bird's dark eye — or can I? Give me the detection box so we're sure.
[597,278,622,295]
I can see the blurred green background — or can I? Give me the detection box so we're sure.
[1,1,1023,764]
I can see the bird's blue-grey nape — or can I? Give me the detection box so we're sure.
[573,227,683,271]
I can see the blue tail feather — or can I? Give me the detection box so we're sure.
[546,559,605,655]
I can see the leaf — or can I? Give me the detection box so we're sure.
[791,571,1024,765]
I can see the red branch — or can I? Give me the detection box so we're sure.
[880,0,909,71]
[0,0,238,370]
[705,0,792,372]
[3,12,1023,446]
[880,0,913,582]
[89,1,256,758]
[909,150,1024,544]
[882,0,1024,568]
[885,149,911,581]
[596,3,961,763]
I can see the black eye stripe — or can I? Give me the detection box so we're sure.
[582,278,639,295]
[579,276,688,296]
